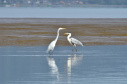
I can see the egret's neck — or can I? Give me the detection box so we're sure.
[54,29,60,42]
[67,34,71,40]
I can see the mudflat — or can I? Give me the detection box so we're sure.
[0,18,127,46]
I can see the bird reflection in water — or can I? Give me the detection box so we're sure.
[47,57,59,81]
[67,54,83,76]
[47,54,83,83]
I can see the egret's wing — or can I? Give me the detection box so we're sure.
[47,41,56,53]
[70,37,83,46]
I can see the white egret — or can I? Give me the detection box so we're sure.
[47,28,66,55]
[64,33,83,52]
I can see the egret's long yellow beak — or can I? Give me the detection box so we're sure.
[64,33,69,35]
[61,28,66,29]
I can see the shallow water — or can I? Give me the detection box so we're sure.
[0,45,127,84]
[0,7,127,18]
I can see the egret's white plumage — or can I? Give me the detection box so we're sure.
[64,33,83,52]
[47,28,66,55]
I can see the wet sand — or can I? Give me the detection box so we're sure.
[0,18,127,46]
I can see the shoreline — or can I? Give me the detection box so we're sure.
[1,5,127,8]
[0,18,127,46]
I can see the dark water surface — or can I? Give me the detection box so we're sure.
[0,45,127,84]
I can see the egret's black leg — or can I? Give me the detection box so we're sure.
[49,50,53,56]
[74,44,77,52]
[75,47,77,52]
[49,50,51,56]
[52,51,54,56]
[72,46,74,52]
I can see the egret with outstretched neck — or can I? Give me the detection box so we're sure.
[47,28,66,55]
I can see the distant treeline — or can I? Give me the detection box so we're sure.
[50,0,127,5]
[0,0,127,5]
[81,0,127,5]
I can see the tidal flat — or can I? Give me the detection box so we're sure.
[0,18,127,46]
